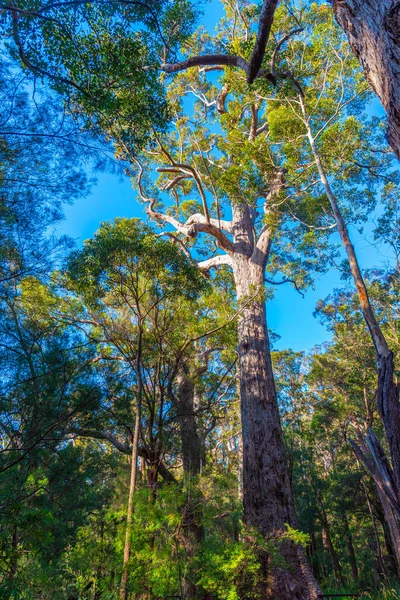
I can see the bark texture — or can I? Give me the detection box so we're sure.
[177,367,202,478]
[332,0,400,159]
[231,206,320,600]
[176,365,204,599]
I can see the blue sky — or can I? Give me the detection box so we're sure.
[57,3,393,353]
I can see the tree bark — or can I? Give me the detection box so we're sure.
[332,0,400,160]
[176,367,204,599]
[120,324,143,600]
[342,512,358,580]
[377,485,400,568]
[231,206,320,598]
[363,480,388,579]
[177,368,202,478]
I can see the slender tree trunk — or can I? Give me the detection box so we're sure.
[10,525,18,579]
[120,325,143,600]
[232,247,320,599]
[363,481,388,579]
[301,97,400,500]
[321,525,343,586]
[119,405,140,600]
[342,512,358,580]
[308,531,321,581]
[332,0,400,160]
[315,496,344,587]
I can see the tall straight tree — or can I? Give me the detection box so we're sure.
[121,3,350,595]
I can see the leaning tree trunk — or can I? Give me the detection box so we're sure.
[332,0,400,160]
[301,95,400,501]
[232,249,320,599]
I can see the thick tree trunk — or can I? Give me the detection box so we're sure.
[176,368,204,599]
[332,0,400,160]
[352,442,400,572]
[232,253,320,599]
[382,518,400,576]
[377,353,400,496]
[177,368,202,478]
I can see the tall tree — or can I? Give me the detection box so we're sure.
[121,3,354,595]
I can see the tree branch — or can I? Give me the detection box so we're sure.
[217,83,229,114]
[247,0,279,84]
[255,167,286,256]
[8,0,91,96]
[135,160,234,253]
[68,428,178,483]
[161,54,248,74]
[185,214,234,253]
[197,253,233,274]
[248,103,258,141]
[270,27,303,82]
[265,276,304,297]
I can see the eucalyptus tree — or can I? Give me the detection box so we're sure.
[121,1,359,595]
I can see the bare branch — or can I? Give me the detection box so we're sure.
[197,254,233,274]
[134,160,234,252]
[185,213,233,234]
[162,174,191,191]
[255,121,269,136]
[217,83,229,114]
[248,103,258,141]
[185,214,234,253]
[265,277,304,298]
[247,0,279,84]
[161,54,248,74]
[155,232,192,259]
[67,428,177,483]
[255,167,286,256]
[155,144,211,224]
